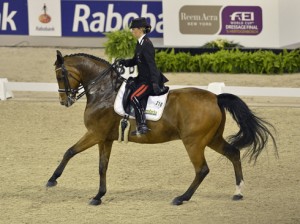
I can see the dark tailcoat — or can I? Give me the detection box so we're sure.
[124,35,168,88]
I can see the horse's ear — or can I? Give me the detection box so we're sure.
[56,50,64,65]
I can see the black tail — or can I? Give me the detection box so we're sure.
[217,93,278,163]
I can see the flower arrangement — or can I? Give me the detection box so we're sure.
[103,28,136,61]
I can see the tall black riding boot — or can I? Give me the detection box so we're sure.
[131,97,150,136]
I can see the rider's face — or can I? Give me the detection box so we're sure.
[131,28,143,39]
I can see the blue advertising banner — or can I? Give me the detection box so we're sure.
[0,1,28,35]
[61,0,163,37]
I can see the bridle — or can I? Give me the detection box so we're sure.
[55,59,125,103]
[55,64,84,101]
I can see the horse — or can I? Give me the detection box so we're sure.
[46,50,278,206]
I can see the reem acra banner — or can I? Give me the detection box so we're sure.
[179,5,262,36]
[27,0,61,36]
[163,0,283,48]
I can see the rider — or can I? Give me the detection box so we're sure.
[119,17,168,136]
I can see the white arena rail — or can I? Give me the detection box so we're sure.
[0,78,300,100]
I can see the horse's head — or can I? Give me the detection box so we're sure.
[54,50,82,107]
[54,50,125,107]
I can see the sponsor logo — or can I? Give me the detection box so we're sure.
[62,1,163,37]
[179,5,263,36]
[39,4,51,24]
[33,3,55,34]
[220,6,263,35]
[145,109,158,116]
[27,0,61,36]
[179,6,222,34]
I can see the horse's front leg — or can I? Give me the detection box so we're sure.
[46,131,99,187]
[90,140,113,206]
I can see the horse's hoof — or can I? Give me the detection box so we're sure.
[232,194,243,201]
[172,197,183,206]
[89,198,102,206]
[46,180,57,187]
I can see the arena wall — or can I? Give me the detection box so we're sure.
[0,0,299,48]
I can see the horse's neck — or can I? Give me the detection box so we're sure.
[82,69,119,106]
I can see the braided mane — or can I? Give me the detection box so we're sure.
[65,53,111,67]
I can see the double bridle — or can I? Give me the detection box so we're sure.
[55,64,84,101]
[55,60,125,103]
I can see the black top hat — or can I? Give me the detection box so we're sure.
[130,17,151,29]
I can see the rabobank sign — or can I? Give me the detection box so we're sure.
[0,1,28,35]
[61,0,163,37]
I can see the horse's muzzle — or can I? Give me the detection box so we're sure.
[60,96,76,107]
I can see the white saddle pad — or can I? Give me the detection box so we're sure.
[114,82,169,121]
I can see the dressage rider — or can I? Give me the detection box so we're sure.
[119,17,168,136]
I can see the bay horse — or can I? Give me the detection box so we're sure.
[46,50,278,206]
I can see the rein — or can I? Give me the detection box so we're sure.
[56,59,125,102]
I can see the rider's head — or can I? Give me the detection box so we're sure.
[129,17,151,39]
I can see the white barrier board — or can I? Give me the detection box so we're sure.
[1,80,299,101]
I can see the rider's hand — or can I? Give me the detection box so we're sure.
[119,59,126,66]
[152,83,161,95]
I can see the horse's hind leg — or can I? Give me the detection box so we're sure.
[209,138,244,200]
[172,143,209,205]
[46,131,99,187]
